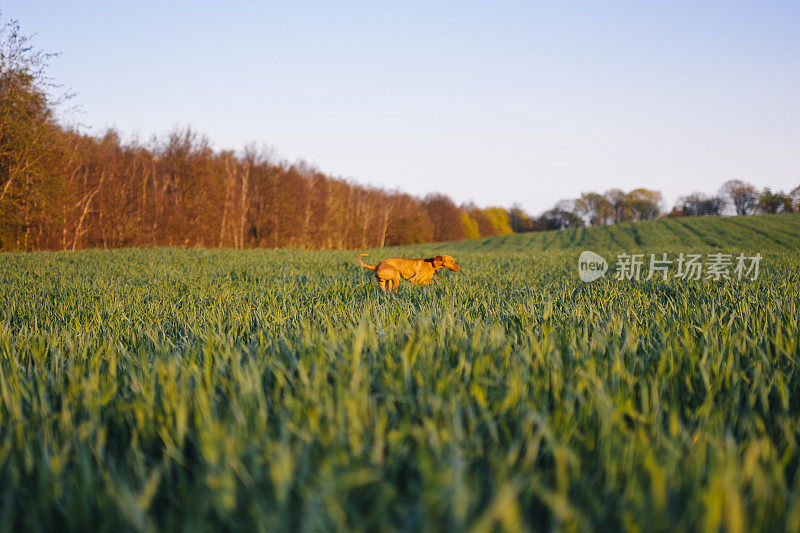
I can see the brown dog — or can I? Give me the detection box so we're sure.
[358,254,461,292]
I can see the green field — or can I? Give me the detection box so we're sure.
[1,214,799,531]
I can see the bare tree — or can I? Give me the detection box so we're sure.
[423,193,466,242]
[673,193,723,217]
[789,185,800,213]
[378,199,392,248]
[604,189,630,224]
[720,179,758,216]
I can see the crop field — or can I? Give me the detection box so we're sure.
[1,214,799,531]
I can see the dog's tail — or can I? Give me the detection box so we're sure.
[357,253,376,270]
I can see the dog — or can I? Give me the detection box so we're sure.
[358,253,461,292]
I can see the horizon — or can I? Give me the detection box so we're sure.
[3,1,799,214]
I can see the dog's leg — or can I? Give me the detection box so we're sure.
[379,279,387,292]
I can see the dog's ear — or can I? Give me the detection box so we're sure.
[432,255,445,268]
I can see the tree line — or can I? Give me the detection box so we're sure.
[529,181,800,232]
[1,20,520,251]
[670,180,799,217]
[1,19,798,252]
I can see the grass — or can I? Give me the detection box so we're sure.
[1,214,799,531]
[445,213,800,253]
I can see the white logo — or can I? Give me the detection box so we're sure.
[578,251,608,282]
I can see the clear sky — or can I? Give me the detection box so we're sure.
[2,1,799,214]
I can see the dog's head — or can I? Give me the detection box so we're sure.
[426,255,460,272]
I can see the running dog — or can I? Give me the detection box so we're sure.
[358,254,460,292]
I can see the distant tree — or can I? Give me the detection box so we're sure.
[483,207,513,235]
[673,193,723,217]
[575,192,613,226]
[626,188,663,221]
[460,210,480,239]
[509,204,535,232]
[604,189,630,224]
[720,179,759,215]
[539,200,584,230]
[789,185,800,213]
[0,19,65,250]
[704,195,724,216]
[465,204,494,237]
[384,193,432,245]
[667,206,684,218]
[423,193,466,242]
[539,209,583,231]
[603,189,630,224]
[564,210,584,229]
[757,188,792,214]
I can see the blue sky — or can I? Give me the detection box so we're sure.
[3,1,799,213]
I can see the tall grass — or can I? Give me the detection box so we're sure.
[1,217,799,531]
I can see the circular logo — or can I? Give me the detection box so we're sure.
[578,251,608,282]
